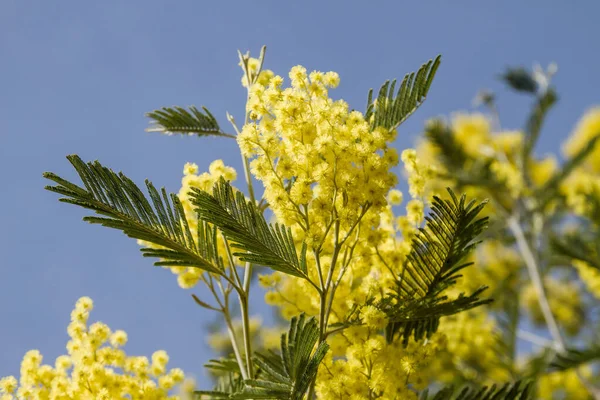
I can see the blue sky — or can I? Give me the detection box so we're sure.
[1,0,599,388]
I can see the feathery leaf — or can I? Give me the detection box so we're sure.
[44,155,223,274]
[189,178,312,282]
[419,380,533,400]
[199,315,329,400]
[146,106,235,138]
[378,189,491,345]
[549,343,600,372]
[366,55,441,131]
[522,89,557,164]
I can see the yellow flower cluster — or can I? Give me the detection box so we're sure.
[537,367,594,400]
[238,64,399,232]
[427,311,510,384]
[413,106,600,397]
[243,64,440,397]
[401,149,433,199]
[417,113,559,204]
[574,260,600,299]
[560,169,600,217]
[0,297,190,400]
[560,108,600,219]
[521,278,584,336]
[315,331,440,399]
[563,106,600,173]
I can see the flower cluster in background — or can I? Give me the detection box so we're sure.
[0,298,192,400]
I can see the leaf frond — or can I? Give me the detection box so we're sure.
[522,88,558,163]
[44,155,222,274]
[378,189,490,345]
[200,315,328,400]
[419,380,533,400]
[146,106,234,138]
[366,55,441,131]
[549,343,600,372]
[189,178,312,283]
[550,229,600,271]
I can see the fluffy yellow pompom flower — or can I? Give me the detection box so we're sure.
[387,189,404,206]
[452,113,492,157]
[361,305,387,329]
[406,199,425,226]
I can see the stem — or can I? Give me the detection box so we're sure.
[508,217,565,351]
[223,231,254,378]
[239,153,256,379]
[239,293,254,379]
[223,311,249,380]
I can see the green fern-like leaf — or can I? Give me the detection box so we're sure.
[146,106,235,138]
[189,178,312,282]
[549,343,600,372]
[379,189,491,345]
[198,315,329,400]
[43,155,223,274]
[522,88,557,164]
[551,229,600,271]
[196,373,246,399]
[419,380,533,400]
[194,358,246,399]
[365,55,441,131]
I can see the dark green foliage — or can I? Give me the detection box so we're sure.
[43,155,223,274]
[420,380,533,400]
[190,178,311,281]
[549,343,600,372]
[146,106,235,138]
[501,67,538,93]
[522,89,558,165]
[551,228,600,271]
[381,288,491,346]
[366,55,441,131]
[378,189,491,345]
[205,357,245,374]
[196,359,247,399]
[196,374,246,399]
[198,315,329,400]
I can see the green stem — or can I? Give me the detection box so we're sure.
[239,293,254,379]
[239,154,256,378]
[223,310,249,381]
